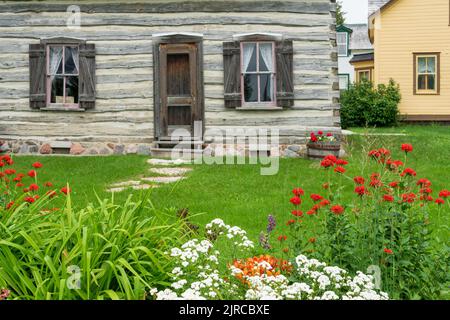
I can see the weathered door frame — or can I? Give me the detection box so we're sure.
[153,34,204,140]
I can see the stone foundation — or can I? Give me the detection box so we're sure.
[0,140,152,156]
[0,139,333,158]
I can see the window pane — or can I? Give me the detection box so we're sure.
[260,74,272,102]
[426,57,435,73]
[418,75,427,90]
[243,43,257,72]
[65,46,79,75]
[51,76,64,103]
[417,57,426,73]
[49,46,63,75]
[427,74,435,90]
[259,43,273,72]
[66,76,79,104]
[337,33,347,44]
[338,44,347,56]
[244,74,258,102]
[339,75,348,90]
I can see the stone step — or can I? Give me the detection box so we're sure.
[147,158,192,166]
[150,148,203,160]
[141,176,185,184]
[149,167,192,176]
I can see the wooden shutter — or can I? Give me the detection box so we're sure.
[275,39,294,107]
[29,44,46,109]
[79,43,96,109]
[223,41,241,108]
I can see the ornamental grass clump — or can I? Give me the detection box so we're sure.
[0,176,190,299]
[282,143,449,299]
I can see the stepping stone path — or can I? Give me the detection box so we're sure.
[107,158,192,193]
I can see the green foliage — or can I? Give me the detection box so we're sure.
[341,79,401,129]
[0,193,189,300]
[336,1,346,26]
[283,143,449,299]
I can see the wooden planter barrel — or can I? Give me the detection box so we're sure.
[307,142,341,159]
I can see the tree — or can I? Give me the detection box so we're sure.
[336,1,346,26]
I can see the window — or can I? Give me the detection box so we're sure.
[357,69,371,83]
[414,53,440,94]
[241,42,276,105]
[223,37,294,109]
[46,45,79,107]
[338,74,349,90]
[337,32,348,57]
[29,37,96,110]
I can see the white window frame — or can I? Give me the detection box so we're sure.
[337,32,348,57]
[415,54,438,95]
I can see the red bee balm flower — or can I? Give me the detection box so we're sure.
[44,182,53,187]
[401,193,416,203]
[29,183,39,191]
[320,159,334,168]
[439,190,450,198]
[290,196,301,206]
[310,194,324,202]
[292,188,304,196]
[384,248,393,254]
[417,178,431,187]
[319,199,330,207]
[4,169,16,175]
[334,166,346,174]
[435,198,445,205]
[389,181,400,188]
[383,194,394,202]
[291,210,303,217]
[28,170,37,178]
[32,162,43,168]
[24,196,35,204]
[336,159,348,166]
[354,186,367,196]
[6,201,14,210]
[401,144,413,153]
[353,176,365,185]
[400,168,416,177]
[330,205,344,215]
[61,187,71,195]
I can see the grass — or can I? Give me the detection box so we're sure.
[10,124,450,244]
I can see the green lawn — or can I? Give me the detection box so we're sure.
[10,124,450,244]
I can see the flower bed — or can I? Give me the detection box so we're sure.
[150,219,388,300]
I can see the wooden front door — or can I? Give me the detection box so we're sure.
[155,42,203,139]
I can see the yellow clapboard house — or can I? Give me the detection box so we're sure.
[364,0,450,121]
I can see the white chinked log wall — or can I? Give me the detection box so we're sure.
[0,0,340,155]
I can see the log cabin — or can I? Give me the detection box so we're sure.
[0,0,341,157]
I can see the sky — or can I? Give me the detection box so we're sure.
[340,0,368,24]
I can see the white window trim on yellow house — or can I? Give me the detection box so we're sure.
[413,53,440,95]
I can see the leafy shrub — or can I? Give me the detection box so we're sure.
[341,79,401,128]
[283,144,449,299]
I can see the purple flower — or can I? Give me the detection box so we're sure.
[267,215,276,233]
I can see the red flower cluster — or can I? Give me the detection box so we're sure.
[354,185,367,196]
[400,168,417,177]
[353,176,365,185]
[310,194,324,202]
[330,205,344,215]
[439,189,450,198]
[384,248,393,255]
[1,156,71,210]
[401,193,416,203]
[401,144,413,153]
